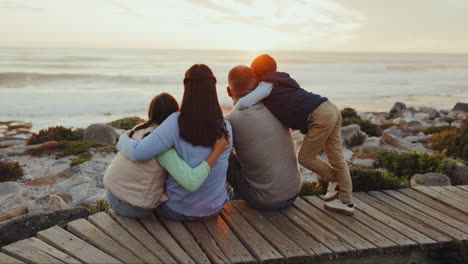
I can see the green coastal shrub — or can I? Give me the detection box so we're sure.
[28,140,116,166]
[89,199,110,214]
[421,125,455,135]
[300,168,405,197]
[375,151,452,181]
[107,117,144,130]
[430,125,467,161]
[0,161,24,182]
[348,167,406,191]
[341,108,382,137]
[0,144,12,149]
[345,133,366,148]
[27,126,84,145]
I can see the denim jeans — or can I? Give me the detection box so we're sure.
[156,203,220,221]
[106,190,153,218]
[227,152,297,211]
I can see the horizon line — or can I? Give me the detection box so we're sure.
[1,45,468,56]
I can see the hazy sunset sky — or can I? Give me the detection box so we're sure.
[1,0,467,53]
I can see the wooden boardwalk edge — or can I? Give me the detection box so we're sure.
[0,186,467,263]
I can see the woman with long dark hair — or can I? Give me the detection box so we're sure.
[117,64,232,220]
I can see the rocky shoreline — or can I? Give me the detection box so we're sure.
[1,102,467,225]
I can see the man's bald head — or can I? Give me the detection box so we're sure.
[227,65,257,101]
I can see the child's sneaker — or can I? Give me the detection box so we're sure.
[324,199,355,216]
[324,182,339,202]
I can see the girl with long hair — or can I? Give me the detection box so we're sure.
[117,64,232,220]
[105,92,229,218]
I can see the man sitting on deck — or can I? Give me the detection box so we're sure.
[226,65,301,210]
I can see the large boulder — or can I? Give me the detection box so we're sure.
[390,102,406,117]
[352,158,375,169]
[0,193,26,215]
[83,123,119,144]
[447,159,468,185]
[410,173,451,187]
[452,102,468,112]
[28,194,69,213]
[419,107,439,120]
[413,112,430,121]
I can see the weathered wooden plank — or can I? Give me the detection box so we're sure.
[383,190,468,234]
[108,211,175,264]
[221,203,284,263]
[457,185,468,192]
[184,221,230,264]
[442,186,468,199]
[353,193,439,247]
[0,252,25,264]
[67,218,142,264]
[428,186,466,203]
[22,237,81,264]
[88,212,160,264]
[413,186,468,213]
[304,196,401,253]
[293,198,376,253]
[231,201,309,262]
[140,216,195,264]
[157,215,211,264]
[36,226,121,264]
[397,188,468,224]
[368,191,467,241]
[2,239,64,264]
[281,205,356,255]
[262,210,333,259]
[202,215,256,264]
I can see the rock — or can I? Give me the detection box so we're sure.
[0,154,11,162]
[404,120,425,130]
[390,102,406,117]
[358,112,373,121]
[83,123,119,144]
[51,175,91,193]
[381,131,430,153]
[355,137,383,159]
[404,134,429,143]
[0,182,22,197]
[419,107,440,120]
[410,173,451,187]
[352,159,375,169]
[452,102,468,112]
[7,122,32,130]
[0,204,28,223]
[452,120,465,129]
[414,113,430,121]
[341,124,367,144]
[54,192,73,203]
[81,189,107,206]
[0,206,90,247]
[0,193,26,215]
[447,159,468,185]
[370,115,386,125]
[28,194,69,213]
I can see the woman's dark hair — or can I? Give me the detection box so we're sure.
[129,93,179,138]
[178,64,228,147]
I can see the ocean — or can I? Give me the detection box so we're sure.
[1,48,467,131]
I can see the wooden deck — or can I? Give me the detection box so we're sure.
[1,185,468,263]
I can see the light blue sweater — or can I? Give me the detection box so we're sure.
[117,112,232,217]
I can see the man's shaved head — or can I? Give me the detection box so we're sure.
[228,65,257,100]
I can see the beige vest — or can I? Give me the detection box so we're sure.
[103,124,168,209]
[228,103,301,205]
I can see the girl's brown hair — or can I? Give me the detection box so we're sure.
[178,64,228,147]
[129,93,179,137]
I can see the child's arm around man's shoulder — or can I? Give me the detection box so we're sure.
[232,82,273,111]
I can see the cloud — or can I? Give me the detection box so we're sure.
[0,0,42,11]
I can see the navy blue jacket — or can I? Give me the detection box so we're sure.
[262,72,328,134]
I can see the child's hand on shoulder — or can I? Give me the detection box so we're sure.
[214,135,231,153]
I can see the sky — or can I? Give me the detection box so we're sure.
[1,0,468,53]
